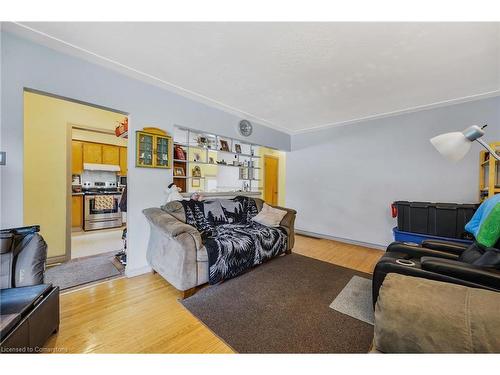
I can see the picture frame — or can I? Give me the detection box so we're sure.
[174,167,185,176]
[197,136,207,147]
[192,166,202,177]
[174,145,186,160]
[191,178,201,188]
[219,139,230,152]
[235,144,242,154]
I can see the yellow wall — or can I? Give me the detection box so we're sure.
[258,147,287,206]
[72,128,128,147]
[24,92,126,258]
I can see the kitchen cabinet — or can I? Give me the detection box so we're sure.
[83,143,102,164]
[71,141,83,174]
[71,195,83,228]
[102,145,120,165]
[119,147,128,175]
[136,129,172,169]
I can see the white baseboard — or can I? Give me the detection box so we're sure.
[295,229,387,251]
[125,265,153,278]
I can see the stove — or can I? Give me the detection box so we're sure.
[82,182,123,231]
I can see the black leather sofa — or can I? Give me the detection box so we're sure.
[373,239,500,305]
[0,226,59,353]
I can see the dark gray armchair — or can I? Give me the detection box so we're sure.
[1,225,47,289]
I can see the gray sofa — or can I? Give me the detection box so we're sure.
[143,197,296,297]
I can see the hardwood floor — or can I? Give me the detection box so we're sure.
[44,235,384,353]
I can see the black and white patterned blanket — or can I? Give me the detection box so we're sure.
[181,196,287,284]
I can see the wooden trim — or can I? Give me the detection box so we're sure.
[295,229,387,251]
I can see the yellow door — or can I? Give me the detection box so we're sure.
[264,155,279,205]
[119,147,128,175]
[71,195,83,228]
[71,141,83,174]
[83,142,102,164]
[102,145,120,165]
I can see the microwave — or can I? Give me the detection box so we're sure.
[118,176,127,186]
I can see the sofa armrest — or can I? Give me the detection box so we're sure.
[421,240,468,255]
[143,208,203,249]
[387,242,459,260]
[269,205,296,251]
[421,257,500,289]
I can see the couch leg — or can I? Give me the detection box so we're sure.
[182,287,199,299]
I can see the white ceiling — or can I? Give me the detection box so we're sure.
[7,22,500,134]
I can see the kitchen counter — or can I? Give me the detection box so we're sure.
[181,191,262,198]
[72,191,122,196]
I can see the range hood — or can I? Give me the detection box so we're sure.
[83,163,120,172]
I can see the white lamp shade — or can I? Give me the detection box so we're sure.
[430,132,472,162]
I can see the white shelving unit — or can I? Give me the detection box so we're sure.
[173,126,261,194]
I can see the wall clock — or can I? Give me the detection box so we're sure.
[238,120,253,137]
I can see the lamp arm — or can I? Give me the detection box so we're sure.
[476,139,500,161]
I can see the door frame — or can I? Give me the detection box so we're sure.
[263,154,279,205]
[23,89,128,265]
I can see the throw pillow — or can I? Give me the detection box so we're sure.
[251,203,287,227]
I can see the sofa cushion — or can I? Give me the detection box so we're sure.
[0,284,53,316]
[374,274,500,353]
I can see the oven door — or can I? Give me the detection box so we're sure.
[84,195,122,230]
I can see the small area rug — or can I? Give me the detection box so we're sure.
[45,251,123,290]
[329,275,374,325]
[181,253,373,353]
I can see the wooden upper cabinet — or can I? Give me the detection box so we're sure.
[83,143,102,164]
[71,141,84,174]
[119,147,128,175]
[102,145,120,165]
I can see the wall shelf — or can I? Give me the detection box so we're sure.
[479,142,500,202]
[173,126,261,194]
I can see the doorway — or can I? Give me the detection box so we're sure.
[264,155,279,205]
[23,89,128,291]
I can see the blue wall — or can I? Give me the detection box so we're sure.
[287,96,500,247]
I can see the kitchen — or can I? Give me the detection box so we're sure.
[71,123,128,267]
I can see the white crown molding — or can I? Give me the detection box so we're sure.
[291,89,500,135]
[4,22,294,135]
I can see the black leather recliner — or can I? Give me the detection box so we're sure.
[1,225,59,352]
[372,239,500,306]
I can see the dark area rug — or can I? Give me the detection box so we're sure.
[181,253,374,353]
[45,251,124,290]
